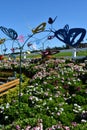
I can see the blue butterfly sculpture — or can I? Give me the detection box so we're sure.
[0,26,18,40]
[54,24,86,47]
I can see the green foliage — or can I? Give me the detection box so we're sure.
[59,112,75,125]
[41,115,57,129]
[71,123,87,130]
[71,95,87,105]
[0,58,87,129]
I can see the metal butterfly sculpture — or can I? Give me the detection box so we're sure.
[47,17,86,47]
[0,26,18,40]
[0,38,6,44]
[48,16,57,24]
[54,24,86,47]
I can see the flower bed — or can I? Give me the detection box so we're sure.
[0,58,87,129]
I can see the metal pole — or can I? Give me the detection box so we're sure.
[19,47,22,109]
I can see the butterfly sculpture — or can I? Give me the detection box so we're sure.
[0,26,18,40]
[48,16,57,24]
[54,24,86,47]
[0,38,6,44]
[32,22,46,34]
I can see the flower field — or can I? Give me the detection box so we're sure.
[0,58,87,130]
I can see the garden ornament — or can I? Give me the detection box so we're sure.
[54,24,86,47]
[0,26,18,40]
[0,38,6,44]
[32,22,46,34]
[48,16,57,24]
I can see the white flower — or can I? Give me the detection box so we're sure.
[73,109,79,113]
[77,105,81,109]
[43,102,46,106]
[72,94,76,97]
[35,97,39,101]
[81,119,87,123]
[77,78,81,81]
[82,110,86,113]
[6,103,10,108]
[5,116,8,119]
[74,103,78,107]
[0,106,4,113]
[27,85,34,88]
[49,97,52,100]
[60,108,64,111]
[33,88,36,91]
[78,108,82,111]
[57,112,61,116]
[67,81,71,85]
[55,107,58,110]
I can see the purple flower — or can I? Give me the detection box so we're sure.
[62,126,70,130]
[16,125,20,130]
[71,122,77,126]
[76,87,81,91]
[25,125,31,130]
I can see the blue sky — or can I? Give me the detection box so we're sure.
[0,0,87,53]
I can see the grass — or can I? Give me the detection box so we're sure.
[26,50,87,59]
[77,50,87,56]
[4,49,87,60]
